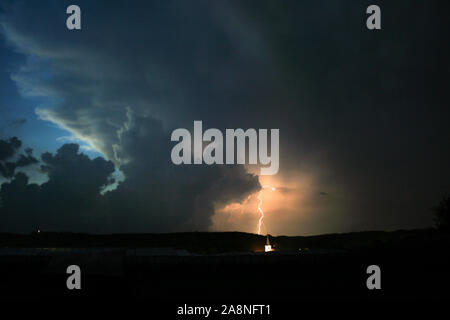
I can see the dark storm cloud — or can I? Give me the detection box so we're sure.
[104,111,260,232]
[0,0,262,233]
[40,144,115,192]
[0,136,20,160]
[0,0,449,234]
[0,135,260,232]
[0,136,38,179]
[0,143,115,232]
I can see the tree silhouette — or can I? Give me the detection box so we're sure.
[433,194,450,232]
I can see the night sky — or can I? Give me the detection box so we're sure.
[0,0,449,235]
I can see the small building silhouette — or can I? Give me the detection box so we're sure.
[264,235,274,252]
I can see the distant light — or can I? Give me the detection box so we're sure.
[37,229,40,233]
[271,187,276,191]
[265,244,273,252]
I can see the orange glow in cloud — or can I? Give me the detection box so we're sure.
[209,163,344,236]
[210,172,313,235]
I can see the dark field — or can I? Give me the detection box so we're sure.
[0,229,449,302]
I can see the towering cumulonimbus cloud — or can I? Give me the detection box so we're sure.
[0,131,260,233]
[103,111,261,232]
[0,1,262,233]
[1,1,450,235]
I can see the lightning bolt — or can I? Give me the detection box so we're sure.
[257,185,276,235]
